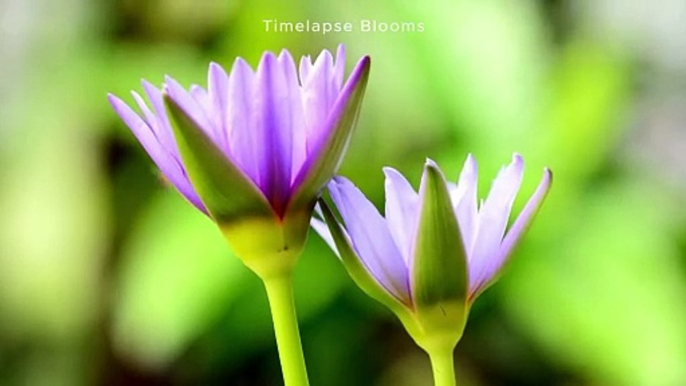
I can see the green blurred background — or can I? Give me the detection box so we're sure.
[1,0,686,385]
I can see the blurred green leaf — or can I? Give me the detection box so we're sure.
[504,179,686,385]
[112,190,250,369]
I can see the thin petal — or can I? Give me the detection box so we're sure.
[131,91,157,128]
[109,94,165,166]
[189,84,209,108]
[329,176,410,303]
[383,167,419,265]
[254,52,299,214]
[164,76,216,142]
[287,56,370,213]
[108,94,206,213]
[479,168,552,292]
[299,55,313,84]
[333,44,346,92]
[310,208,340,258]
[208,62,231,153]
[452,154,479,252]
[468,154,524,295]
[228,58,260,186]
[301,49,335,154]
[278,50,307,182]
[189,85,216,136]
[141,80,177,153]
[318,199,411,313]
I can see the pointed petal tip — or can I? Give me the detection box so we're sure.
[461,153,478,171]
[141,79,161,94]
[108,94,134,116]
[346,55,371,79]
[129,90,143,102]
[233,56,249,67]
[424,158,439,170]
[258,51,278,65]
[512,153,524,165]
[331,175,348,186]
[543,167,553,185]
[382,166,401,177]
[359,55,371,69]
[318,48,334,60]
[382,167,412,187]
[421,159,448,187]
[209,61,224,73]
[277,49,297,69]
[106,93,119,104]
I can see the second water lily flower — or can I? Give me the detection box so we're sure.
[313,154,551,386]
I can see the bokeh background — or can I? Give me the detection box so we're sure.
[1,0,686,385]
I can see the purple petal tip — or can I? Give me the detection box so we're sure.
[233,56,249,67]
[209,62,223,72]
[259,51,278,64]
[141,79,156,90]
[381,166,395,174]
[512,153,523,164]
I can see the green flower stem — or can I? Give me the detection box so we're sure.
[263,274,310,386]
[428,347,457,386]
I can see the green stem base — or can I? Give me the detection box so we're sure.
[263,275,310,386]
[428,348,456,386]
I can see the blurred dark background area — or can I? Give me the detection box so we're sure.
[1,0,686,385]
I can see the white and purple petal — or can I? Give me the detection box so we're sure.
[227,58,260,186]
[489,168,552,280]
[383,167,419,265]
[254,52,298,213]
[300,49,336,155]
[452,154,479,253]
[329,177,410,303]
[208,62,231,152]
[468,154,524,295]
[107,94,206,213]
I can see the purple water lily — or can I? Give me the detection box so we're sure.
[313,154,552,307]
[108,45,370,220]
[109,46,371,386]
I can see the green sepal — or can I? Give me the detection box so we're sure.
[165,95,310,278]
[288,58,371,214]
[410,160,469,348]
[164,95,274,224]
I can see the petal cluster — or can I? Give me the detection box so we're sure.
[108,45,370,218]
[313,154,552,307]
